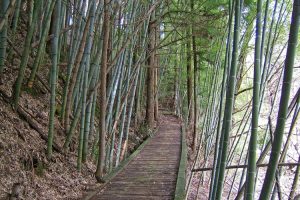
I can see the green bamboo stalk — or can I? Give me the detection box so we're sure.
[47,0,61,159]
[227,129,250,199]
[271,92,300,198]
[259,0,270,70]
[8,0,22,60]
[259,0,280,97]
[280,95,299,162]
[91,93,98,159]
[245,0,262,199]
[114,54,129,167]
[60,6,85,122]
[0,0,9,78]
[107,54,125,169]
[28,0,34,27]
[116,52,135,165]
[12,0,42,106]
[122,65,141,160]
[27,0,56,88]
[0,0,16,31]
[106,57,124,132]
[215,0,241,199]
[227,105,251,164]
[289,154,300,200]
[209,2,233,198]
[63,96,83,150]
[64,16,90,132]
[80,0,97,165]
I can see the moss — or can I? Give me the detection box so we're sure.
[35,161,45,177]
[55,104,62,116]
[23,86,40,97]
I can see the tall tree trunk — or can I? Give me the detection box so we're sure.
[191,0,197,152]
[95,0,110,181]
[146,17,156,129]
[154,23,159,121]
[186,30,193,123]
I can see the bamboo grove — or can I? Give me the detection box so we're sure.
[0,0,300,199]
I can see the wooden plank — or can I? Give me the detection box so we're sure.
[92,194,173,200]
[102,189,175,196]
[112,177,178,182]
[109,180,178,184]
[87,115,182,200]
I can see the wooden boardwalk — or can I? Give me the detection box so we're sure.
[89,115,182,200]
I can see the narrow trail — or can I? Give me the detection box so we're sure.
[89,115,182,200]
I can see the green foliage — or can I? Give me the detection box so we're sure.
[35,161,45,177]
[257,128,266,149]
[24,86,40,97]
[138,122,153,138]
[55,104,62,116]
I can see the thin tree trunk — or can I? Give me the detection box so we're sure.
[191,0,197,152]
[0,0,9,78]
[47,0,61,159]
[64,17,90,132]
[146,17,156,129]
[12,0,42,106]
[27,0,56,88]
[245,0,262,199]
[289,154,300,200]
[95,0,110,181]
[215,0,241,199]
[186,30,193,123]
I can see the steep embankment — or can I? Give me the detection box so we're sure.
[0,62,98,199]
[0,55,150,199]
[0,50,153,199]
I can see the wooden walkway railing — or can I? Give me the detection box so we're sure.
[86,115,185,200]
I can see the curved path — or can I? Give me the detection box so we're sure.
[89,115,182,200]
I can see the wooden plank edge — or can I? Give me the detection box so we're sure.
[82,129,157,200]
[174,124,187,200]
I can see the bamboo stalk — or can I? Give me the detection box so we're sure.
[95,0,110,181]
[47,0,61,159]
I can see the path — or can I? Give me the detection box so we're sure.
[89,115,182,200]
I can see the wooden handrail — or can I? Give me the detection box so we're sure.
[174,124,187,200]
[192,162,300,172]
